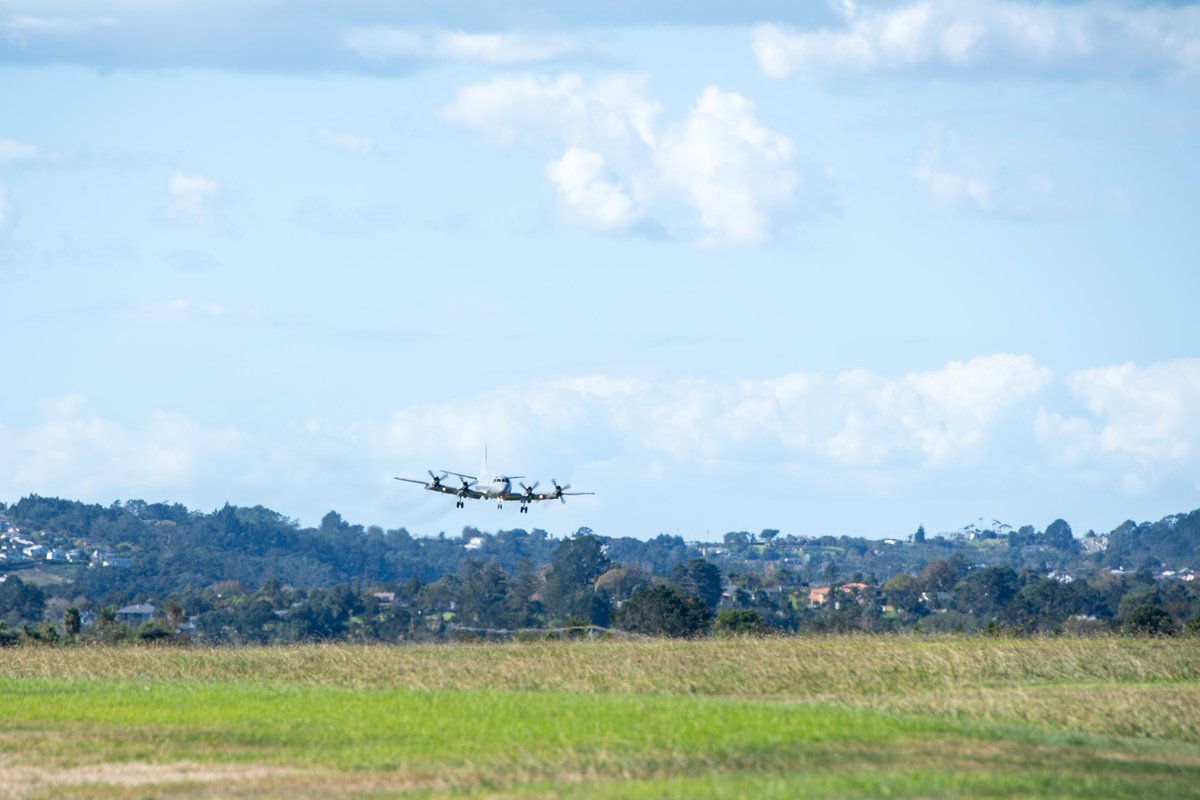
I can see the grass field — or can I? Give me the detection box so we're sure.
[2,637,1200,798]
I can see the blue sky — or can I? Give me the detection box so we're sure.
[2,0,1198,540]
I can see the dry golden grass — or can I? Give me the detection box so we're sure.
[3,635,1197,693]
[6,635,1200,743]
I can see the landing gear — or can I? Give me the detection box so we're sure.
[456,500,464,508]
[519,504,529,514]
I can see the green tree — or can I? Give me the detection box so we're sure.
[1123,604,1176,636]
[954,565,1019,617]
[713,608,771,636]
[917,556,968,594]
[542,534,610,624]
[1042,518,1077,551]
[882,572,923,615]
[0,576,45,625]
[670,558,723,609]
[63,607,82,637]
[457,559,510,628]
[723,531,752,552]
[614,585,712,638]
[501,558,543,629]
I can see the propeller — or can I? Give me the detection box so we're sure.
[428,470,445,488]
[519,481,540,500]
[551,480,570,504]
[457,476,472,496]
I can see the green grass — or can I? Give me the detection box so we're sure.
[3,638,1200,798]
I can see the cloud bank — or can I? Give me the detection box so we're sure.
[0,3,837,72]
[754,1,1200,80]
[4,356,1198,531]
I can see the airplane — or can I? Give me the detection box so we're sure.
[394,448,594,513]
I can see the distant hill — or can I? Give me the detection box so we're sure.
[1103,510,1200,570]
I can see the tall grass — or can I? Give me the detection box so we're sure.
[3,636,1198,695]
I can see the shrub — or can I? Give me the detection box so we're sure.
[1122,604,1176,637]
[713,609,772,636]
[613,585,712,638]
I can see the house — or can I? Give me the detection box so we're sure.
[808,586,831,607]
[22,544,46,559]
[45,549,68,562]
[373,592,396,607]
[116,604,157,623]
[102,557,132,568]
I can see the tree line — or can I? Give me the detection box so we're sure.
[2,495,1199,644]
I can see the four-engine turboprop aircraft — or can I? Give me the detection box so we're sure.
[394,448,594,513]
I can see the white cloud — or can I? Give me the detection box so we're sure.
[446,74,814,243]
[655,87,797,244]
[910,127,1075,218]
[0,397,245,500]
[167,170,218,218]
[376,354,1052,471]
[314,128,376,155]
[1036,359,1200,484]
[345,27,589,65]
[0,138,38,163]
[2,13,116,39]
[443,73,661,149]
[545,147,641,231]
[753,1,1200,80]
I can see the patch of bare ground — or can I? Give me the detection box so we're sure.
[0,760,305,799]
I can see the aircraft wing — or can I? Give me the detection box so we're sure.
[393,477,461,496]
[529,491,596,502]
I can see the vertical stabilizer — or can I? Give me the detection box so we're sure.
[481,444,489,478]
